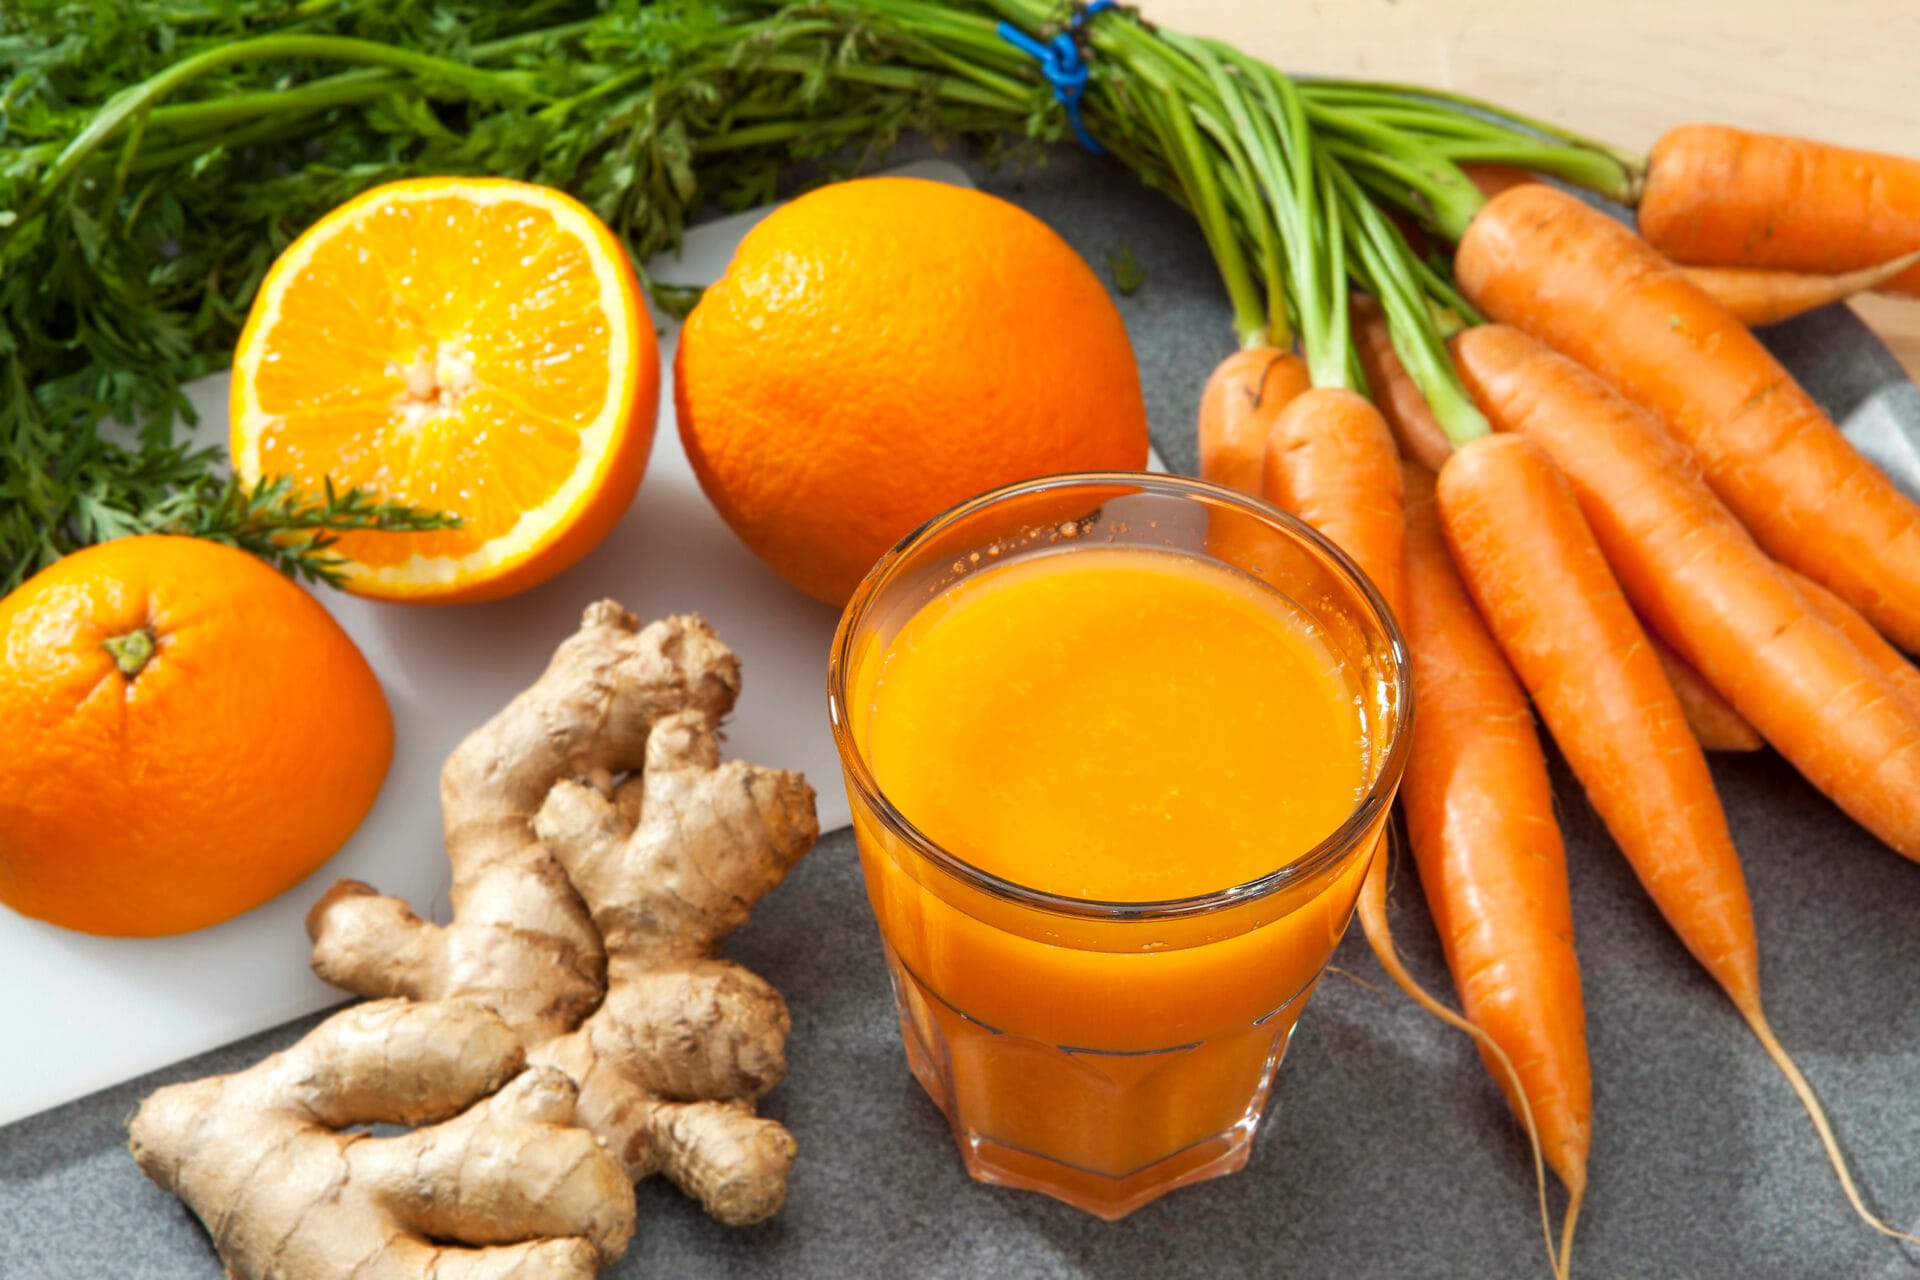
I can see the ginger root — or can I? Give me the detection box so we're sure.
[307,603,819,1225]
[129,998,635,1279]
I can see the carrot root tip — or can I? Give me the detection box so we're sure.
[1744,1007,1920,1247]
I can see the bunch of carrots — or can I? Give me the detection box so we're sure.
[1187,77,1920,1277]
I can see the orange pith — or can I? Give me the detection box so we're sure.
[232,177,657,602]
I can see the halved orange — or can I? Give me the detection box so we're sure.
[231,177,657,603]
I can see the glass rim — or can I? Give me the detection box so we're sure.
[826,469,1414,924]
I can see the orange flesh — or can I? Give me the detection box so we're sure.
[249,195,613,565]
[866,546,1365,900]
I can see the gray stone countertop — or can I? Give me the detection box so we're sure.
[5,147,1920,1280]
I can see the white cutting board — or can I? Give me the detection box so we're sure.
[0,161,987,1125]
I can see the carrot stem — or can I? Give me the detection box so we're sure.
[1179,38,1344,384]
[1409,256,1484,332]
[1182,43,1320,385]
[1175,63,1295,349]
[1416,137,1642,203]
[1318,164,1360,394]
[1310,96,1639,209]
[1308,116,1486,241]
[1300,79,1646,194]
[1331,164,1489,444]
[1199,116,1295,347]
[1125,55,1271,347]
[1314,102,1512,141]
[1299,81,1641,210]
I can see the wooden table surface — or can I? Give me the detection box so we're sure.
[1148,0,1920,379]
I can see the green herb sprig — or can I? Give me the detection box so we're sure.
[142,476,460,588]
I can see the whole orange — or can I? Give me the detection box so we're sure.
[675,177,1150,605]
[0,536,393,936]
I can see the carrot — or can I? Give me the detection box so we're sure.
[1646,629,1764,753]
[1231,71,1570,1261]
[1356,287,1751,760]
[1357,282,1762,766]
[1452,323,1920,862]
[1785,568,1920,720]
[1197,346,1312,494]
[1455,182,1920,653]
[1260,386,1406,612]
[1680,252,1920,327]
[1437,433,1757,1037]
[1352,296,1454,473]
[1399,460,1589,1270]
[1319,148,1583,1270]
[1638,124,1920,297]
[1263,386,1574,1273]
[1436,428,1920,1247]
[1260,388,1570,1267]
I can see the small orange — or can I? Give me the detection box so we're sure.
[231,177,657,603]
[0,536,392,936]
[675,177,1150,605]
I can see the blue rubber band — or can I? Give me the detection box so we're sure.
[996,1,1118,155]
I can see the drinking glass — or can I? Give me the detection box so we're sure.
[827,473,1411,1219]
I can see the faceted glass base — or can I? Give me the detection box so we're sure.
[886,945,1311,1220]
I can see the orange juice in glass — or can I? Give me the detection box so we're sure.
[827,473,1410,1219]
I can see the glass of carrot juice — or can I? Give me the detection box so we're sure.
[827,472,1411,1220]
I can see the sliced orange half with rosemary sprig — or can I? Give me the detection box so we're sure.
[231,177,657,602]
